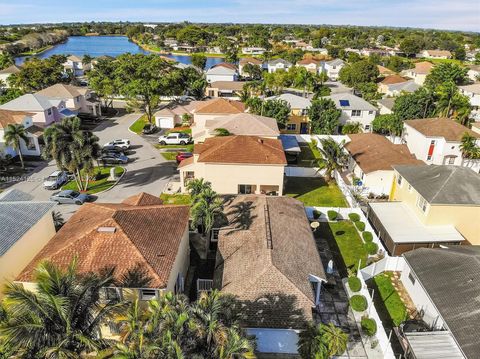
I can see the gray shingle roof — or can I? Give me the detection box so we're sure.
[377,97,395,110]
[327,93,377,111]
[0,94,62,112]
[394,165,480,205]
[0,200,56,256]
[268,58,292,66]
[326,59,345,66]
[0,189,34,202]
[404,246,480,359]
[265,93,311,109]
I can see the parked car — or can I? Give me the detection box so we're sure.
[103,139,130,150]
[100,153,129,165]
[158,132,192,145]
[102,145,126,153]
[176,152,193,164]
[43,170,68,190]
[142,123,158,134]
[50,190,89,205]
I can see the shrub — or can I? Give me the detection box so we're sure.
[354,221,365,231]
[327,210,338,221]
[313,210,322,219]
[361,317,377,336]
[362,231,373,242]
[348,276,361,292]
[348,213,360,222]
[350,295,368,312]
[365,242,379,255]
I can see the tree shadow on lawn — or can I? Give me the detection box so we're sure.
[315,222,350,278]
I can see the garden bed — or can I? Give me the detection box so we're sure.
[62,166,124,194]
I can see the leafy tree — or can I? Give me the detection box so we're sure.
[181,66,207,100]
[242,63,262,80]
[87,57,118,108]
[453,46,466,61]
[0,52,14,70]
[3,124,28,169]
[317,137,348,182]
[191,53,207,70]
[474,53,480,65]
[0,258,124,357]
[308,98,341,134]
[247,98,291,128]
[214,128,232,136]
[9,55,66,91]
[399,37,423,57]
[356,82,380,102]
[392,88,436,121]
[424,62,468,88]
[186,178,212,199]
[385,56,411,73]
[435,81,471,124]
[342,122,362,134]
[298,322,348,359]
[372,114,404,137]
[338,60,379,88]
[0,87,23,105]
[460,133,480,159]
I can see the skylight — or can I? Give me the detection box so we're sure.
[339,100,350,107]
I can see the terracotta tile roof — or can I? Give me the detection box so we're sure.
[346,133,424,173]
[380,74,407,85]
[239,57,263,66]
[405,118,480,141]
[297,58,321,65]
[194,98,245,114]
[177,156,194,168]
[0,109,33,129]
[377,65,395,76]
[16,193,190,288]
[122,192,164,206]
[209,81,249,91]
[205,113,280,137]
[214,195,325,329]
[411,61,434,74]
[194,135,287,165]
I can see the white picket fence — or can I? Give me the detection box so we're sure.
[359,256,406,281]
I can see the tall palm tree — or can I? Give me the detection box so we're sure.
[317,137,348,182]
[3,124,28,169]
[298,322,347,359]
[460,133,480,159]
[0,259,125,357]
[186,178,212,200]
[190,188,224,236]
[341,121,362,134]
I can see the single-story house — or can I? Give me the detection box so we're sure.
[383,80,420,97]
[419,50,452,59]
[179,135,287,195]
[206,63,238,83]
[467,65,480,82]
[326,93,377,132]
[0,64,21,88]
[17,192,191,304]
[0,190,56,296]
[241,47,266,55]
[267,59,292,73]
[214,195,326,356]
[345,133,424,196]
[0,109,43,157]
[154,100,202,129]
[193,113,279,142]
[0,93,66,127]
[377,65,395,77]
[63,55,90,77]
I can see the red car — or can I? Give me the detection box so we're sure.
[176,152,193,164]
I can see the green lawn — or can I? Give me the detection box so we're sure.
[129,114,149,134]
[319,221,368,271]
[373,272,408,326]
[155,144,194,161]
[295,142,322,167]
[62,166,124,194]
[160,193,192,205]
[285,177,348,207]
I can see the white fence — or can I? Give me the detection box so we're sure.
[359,256,406,281]
[333,169,359,208]
[285,166,323,177]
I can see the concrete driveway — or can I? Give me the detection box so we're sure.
[6,111,177,219]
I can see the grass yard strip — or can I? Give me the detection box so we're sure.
[373,272,408,326]
[129,114,149,134]
[285,177,348,207]
[160,193,192,205]
[62,166,124,194]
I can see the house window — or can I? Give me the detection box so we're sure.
[416,195,428,213]
[427,155,432,161]
[174,273,184,294]
[351,110,361,117]
[140,289,157,300]
[447,156,456,165]
[47,108,52,115]
[238,184,254,194]
[408,272,416,285]
[364,124,371,131]
[26,137,36,150]
[397,175,403,186]
[368,110,374,115]
[286,123,297,131]
[408,184,412,192]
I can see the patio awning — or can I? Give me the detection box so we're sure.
[405,332,464,359]
[368,202,465,244]
[279,135,301,153]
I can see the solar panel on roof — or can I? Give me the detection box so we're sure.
[339,100,350,107]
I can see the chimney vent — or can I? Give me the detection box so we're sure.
[97,227,116,233]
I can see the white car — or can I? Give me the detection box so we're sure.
[43,170,68,190]
[103,139,130,149]
[158,132,192,145]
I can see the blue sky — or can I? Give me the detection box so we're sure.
[0,0,479,31]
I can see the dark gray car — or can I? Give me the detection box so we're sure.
[50,190,90,205]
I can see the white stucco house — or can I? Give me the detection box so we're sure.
[205,63,238,83]
[36,84,102,116]
[0,94,65,127]
[403,117,480,173]
[323,59,345,80]
[467,65,480,82]
[401,61,434,86]
[0,109,43,157]
[241,47,266,55]
[267,59,292,73]
[0,65,21,88]
[326,93,377,132]
[418,50,452,59]
[63,55,90,77]
[459,84,480,110]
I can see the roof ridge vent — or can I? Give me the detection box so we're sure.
[97,226,116,233]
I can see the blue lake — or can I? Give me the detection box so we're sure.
[15,36,224,68]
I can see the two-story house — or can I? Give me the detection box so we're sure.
[0,93,65,127]
[382,80,420,97]
[368,165,480,255]
[238,57,263,77]
[403,118,480,173]
[378,75,408,94]
[265,93,311,134]
[205,63,238,83]
[326,93,377,132]
[178,136,287,195]
[402,61,434,86]
[323,59,345,80]
[459,84,480,111]
[267,59,292,73]
[0,109,43,157]
[63,55,90,77]
[296,58,322,73]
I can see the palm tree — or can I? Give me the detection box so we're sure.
[186,178,212,200]
[298,322,347,359]
[460,132,480,159]
[317,137,348,182]
[341,122,362,134]
[0,258,125,357]
[3,124,28,169]
[191,188,224,236]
